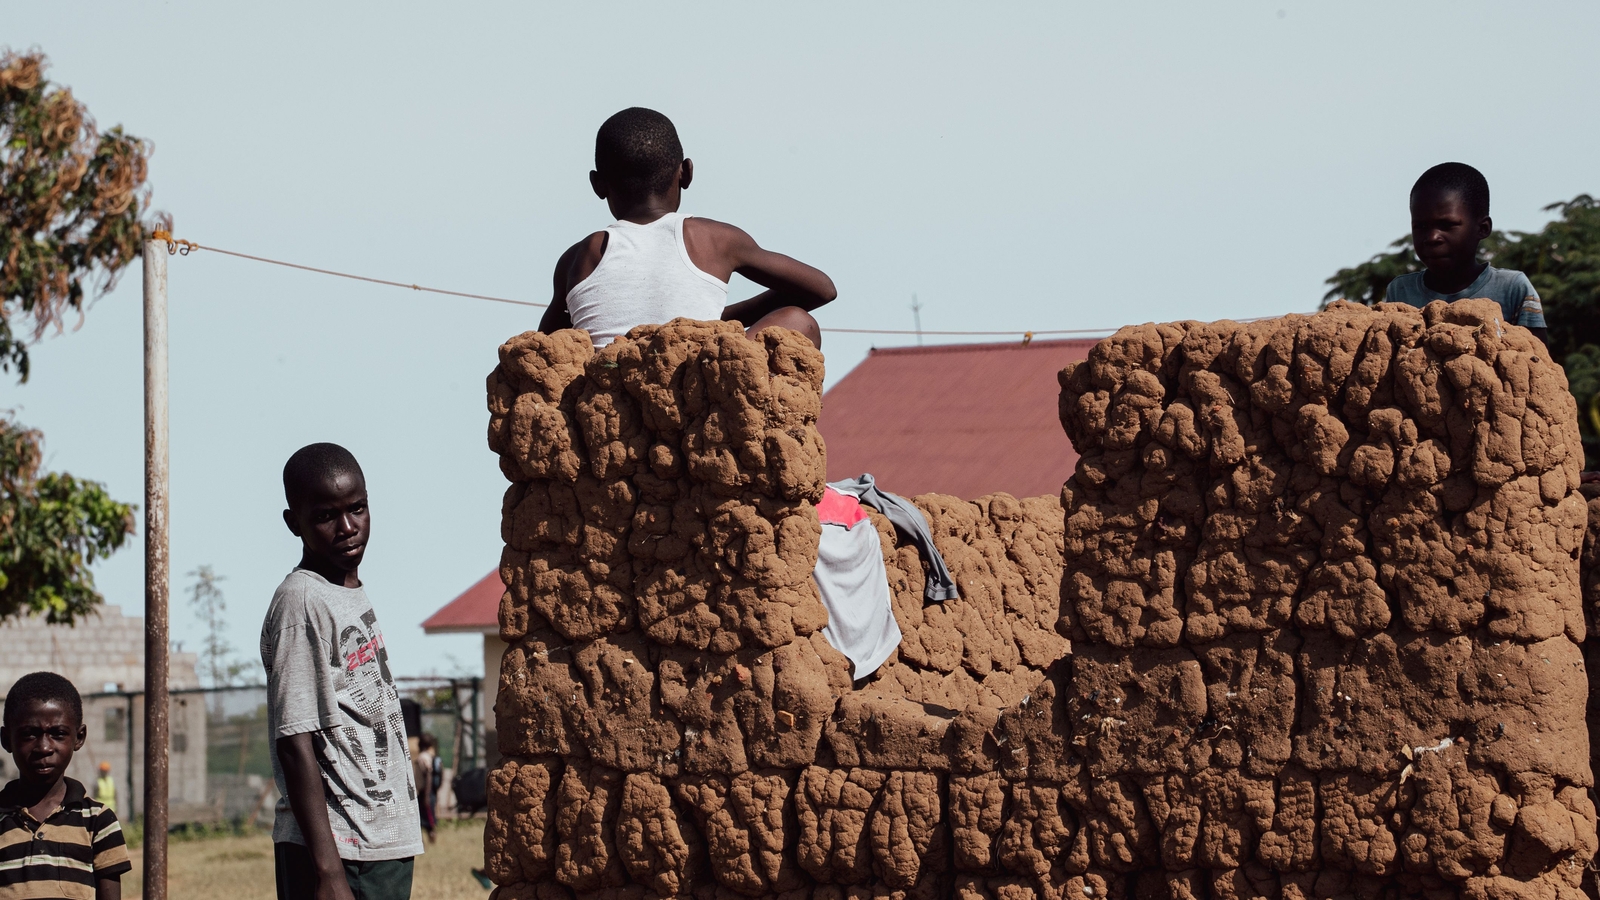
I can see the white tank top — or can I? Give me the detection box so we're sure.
[564,212,730,346]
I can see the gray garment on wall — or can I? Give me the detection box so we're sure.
[827,473,960,602]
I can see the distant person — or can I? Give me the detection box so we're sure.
[94,761,116,813]
[1386,162,1549,348]
[539,107,837,349]
[1,672,131,900]
[262,443,421,900]
[411,734,439,845]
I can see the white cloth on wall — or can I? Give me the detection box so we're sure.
[813,489,901,679]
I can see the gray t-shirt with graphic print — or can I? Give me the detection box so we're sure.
[261,568,422,861]
[1385,265,1546,328]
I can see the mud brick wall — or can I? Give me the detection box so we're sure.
[1053,299,1593,899]
[483,302,1595,900]
[1584,481,1600,886]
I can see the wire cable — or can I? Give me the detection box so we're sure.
[152,231,546,309]
[148,230,1280,338]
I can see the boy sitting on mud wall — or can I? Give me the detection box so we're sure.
[539,107,836,349]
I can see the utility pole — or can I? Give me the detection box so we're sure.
[142,238,170,900]
[910,294,923,346]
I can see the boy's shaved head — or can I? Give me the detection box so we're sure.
[595,107,684,198]
[1412,162,1490,220]
[283,442,364,509]
[4,671,82,729]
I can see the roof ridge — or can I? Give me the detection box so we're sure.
[866,338,1103,357]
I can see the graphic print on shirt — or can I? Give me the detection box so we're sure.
[337,610,402,803]
[311,730,363,845]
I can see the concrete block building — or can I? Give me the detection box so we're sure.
[0,604,206,819]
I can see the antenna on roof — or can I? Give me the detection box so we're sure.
[910,294,923,346]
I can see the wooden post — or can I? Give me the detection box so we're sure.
[141,238,170,900]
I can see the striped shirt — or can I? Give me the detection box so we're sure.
[0,778,131,899]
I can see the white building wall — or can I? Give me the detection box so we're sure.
[483,634,506,768]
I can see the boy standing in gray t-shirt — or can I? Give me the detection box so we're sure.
[1385,162,1550,349]
[262,443,421,900]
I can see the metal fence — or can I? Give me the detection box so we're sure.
[24,677,486,828]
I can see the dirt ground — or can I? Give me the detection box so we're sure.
[125,818,491,900]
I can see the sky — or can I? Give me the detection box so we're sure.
[5,2,1599,678]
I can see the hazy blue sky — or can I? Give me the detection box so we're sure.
[6,2,1599,676]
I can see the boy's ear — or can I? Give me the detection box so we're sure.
[1,727,11,753]
[74,723,86,751]
[282,508,302,538]
[1478,215,1493,239]
[589,170,607,201]
[679,159,693,191]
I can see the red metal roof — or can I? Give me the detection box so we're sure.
[421,569,503,634]
[818,338,1095,501]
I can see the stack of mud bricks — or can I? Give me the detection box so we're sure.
[483,302,1596,900]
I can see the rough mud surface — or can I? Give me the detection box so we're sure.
[484,304,1594,900]
[1583,481,1600,892]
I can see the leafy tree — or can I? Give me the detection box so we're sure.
[2,49,151,382]
[1323,195,1600,467]
[1,49,147,623]
[0,417,135,621]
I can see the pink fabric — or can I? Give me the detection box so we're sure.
[817,486,869,529]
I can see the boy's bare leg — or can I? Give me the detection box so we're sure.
[747,306,821,349]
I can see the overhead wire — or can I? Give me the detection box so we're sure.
[148,231,1275,339]
[151,231,546,309]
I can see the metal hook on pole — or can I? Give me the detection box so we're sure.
[149,228,196,257]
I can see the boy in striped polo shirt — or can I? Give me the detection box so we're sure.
[0,672,130,899]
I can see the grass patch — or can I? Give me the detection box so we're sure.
[124,817,491,899]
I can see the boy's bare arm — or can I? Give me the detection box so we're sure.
[683,219,836,327]
[96,878,119,900]
[540,233,608,333]
[278,733,355,900]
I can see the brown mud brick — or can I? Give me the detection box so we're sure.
[485,758,561,884]
[674,770,800,895]
[869,769,946,888]
[949,772,1007,872]
[554,761,629,892]
[618,773,699,898]
[1585,483,1600,892]
[794,766,885,885]
[483,305,1594,899]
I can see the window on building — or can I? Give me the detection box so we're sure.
[173,697,187,754]
[105,707,125,742]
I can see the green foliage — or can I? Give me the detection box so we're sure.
[0,50,144,624]
[1321,235,1424,308]
[0,414,136,622]
[205,702,274,779]
[1323,195,1600,467]
[1565,345,1600,440]
[2,49,152,382]
[1487,196,1600,360]
[165,818,265,841]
